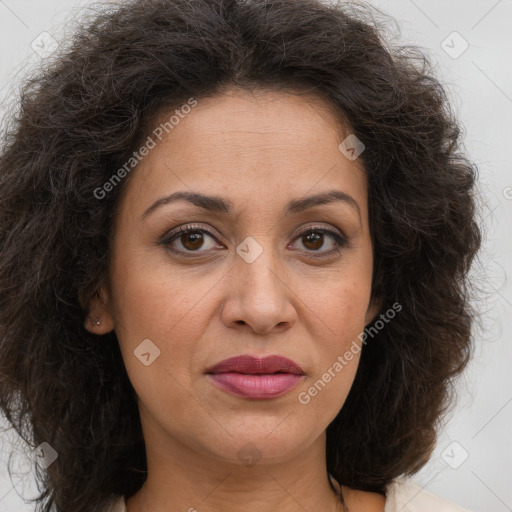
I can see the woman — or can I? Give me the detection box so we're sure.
[0,0,481,511]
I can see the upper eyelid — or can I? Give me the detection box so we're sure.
[164,223,224,243]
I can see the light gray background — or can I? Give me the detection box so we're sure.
[0,1,511,511]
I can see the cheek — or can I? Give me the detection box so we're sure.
[110,270,210,427]
[294,272,371,405]
[111,250,214,337]
[109,257,218,389]
[305,270,373,342]
[295,292,366,427]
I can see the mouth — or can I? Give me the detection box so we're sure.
[205,354,305,400]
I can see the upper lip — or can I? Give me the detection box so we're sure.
[206,355,305,375]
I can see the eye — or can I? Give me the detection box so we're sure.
[161,224,223,256]
[290,226,347,256]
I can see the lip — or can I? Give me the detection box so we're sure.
[206,355,305,400]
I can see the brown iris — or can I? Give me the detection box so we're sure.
[302,231,323,251]
[181,231,205,251]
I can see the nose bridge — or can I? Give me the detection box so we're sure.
[235,234,285,304]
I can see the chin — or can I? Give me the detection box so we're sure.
[203,427,319,467]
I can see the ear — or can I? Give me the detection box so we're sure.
[364,294,383,326]
[82,284,115,335]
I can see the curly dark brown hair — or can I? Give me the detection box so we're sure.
[0,0,482,511]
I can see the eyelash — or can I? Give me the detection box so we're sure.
[160,223,348,258]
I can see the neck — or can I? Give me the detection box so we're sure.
[127,428,344,512]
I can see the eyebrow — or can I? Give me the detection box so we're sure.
[141,189,361,223]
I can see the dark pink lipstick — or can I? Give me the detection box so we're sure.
[206,355,305,399]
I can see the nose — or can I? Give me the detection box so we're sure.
[220,244,297,336]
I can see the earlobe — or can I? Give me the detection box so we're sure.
[82,285,115,334]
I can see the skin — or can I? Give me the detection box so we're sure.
[86,86,386,512]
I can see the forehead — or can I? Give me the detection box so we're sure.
[119,87,368,218]
[151,87,350,154]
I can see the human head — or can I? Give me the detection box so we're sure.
[0,0,481,510]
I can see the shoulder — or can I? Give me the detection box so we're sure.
[385,477,469,512]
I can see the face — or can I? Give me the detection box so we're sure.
[87,87,379,467]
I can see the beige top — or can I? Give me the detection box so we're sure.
[104,477,468,511]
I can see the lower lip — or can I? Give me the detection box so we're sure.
[207,372,304,399]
